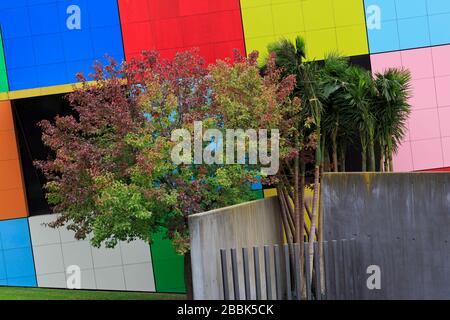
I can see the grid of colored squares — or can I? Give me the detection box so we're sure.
[0,0,124,91]
[365,0,450,53]
[371,45,450,171]
[241,0,369,61]
[0,215,185,292]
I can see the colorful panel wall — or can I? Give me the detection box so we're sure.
[118,0,245,62]
[365,0,450,53]
[29,214,156,292]
[0,31,7,92]
[0,101,28,220]
[0,218,37,287]
[0,0,124,91]
[241,0,369,61]
[151,230,185,293]
[366,0,450,171]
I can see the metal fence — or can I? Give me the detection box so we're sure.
[220,239,358,300]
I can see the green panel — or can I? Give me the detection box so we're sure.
[0,32,8,92]
[252,189,264,199]
[151,230,186,293]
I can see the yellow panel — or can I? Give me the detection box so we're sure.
[263,188,277,198]
[240,0,369,61]
[333,0,366,27]
[336,25,369,57]
[306,29,338,61]
[240,0,271,9]
[272,1,305,35]
[302,0,335,30]
[241,5,274,39]
[8,88,42,100]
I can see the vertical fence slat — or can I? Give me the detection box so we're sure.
[304,243,311,300]
[264,245,272,300]
[220,249,230,300]
[253,247,262,300]
[293,244,301,300]
[231,248,240,300]
[242,248,251,300]
[332,240,340,300]
[274,245,282,300]
[341,239,349,300]
[314,242,322,300]
[284,244,292,300]
[323,241,330,300]
[350,239,358,299]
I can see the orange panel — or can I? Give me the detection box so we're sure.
[0,101,28,219]
[0,189,28,220]
[0,102,14,131]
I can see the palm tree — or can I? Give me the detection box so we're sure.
[373,68,412,172]
[343,67,377,172]
[320,54,354,172]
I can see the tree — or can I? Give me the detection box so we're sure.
[373,68,412,172]
[35,50,261,298]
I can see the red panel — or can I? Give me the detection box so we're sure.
[420,167,450,172]
[118,0,245,63]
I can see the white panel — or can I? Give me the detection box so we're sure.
[79,268,97,290]
[91,245,123,269]
[59,225,87,243]
[37,273,67,289]
[28,215,60,246]
[120,240,152,265]
[61,241,94,270]
[33,244,65,275]
[124,263,155,292]
[94,266,126,291]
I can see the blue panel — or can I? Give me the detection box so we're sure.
[427,0,450,15]
[3,248,36,279]
[0,7,31,39]
[28,3,61,36]
[3,37,35,69]
[398,17,430,50]
[0,218,37,288]
[428,13,450,46]
[395,0,427,19]
[364,0,397,22]
[367,20,400,53]
[7,277,37,287]
[33,34,65,65]
[0,0,124,91]
[37,63,68,87]
[0,219,32,250]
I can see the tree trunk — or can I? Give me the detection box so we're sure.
[332,131,338,172]
[184,251,193,300]
[361,148,367,172]
[318,165,325,295]
[339,143,346,172]
[308,165,320,282]
[294,141,301,243]
[368,139,376,172]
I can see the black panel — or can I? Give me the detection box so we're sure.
[12,94,74,216]
[349,54,372,71]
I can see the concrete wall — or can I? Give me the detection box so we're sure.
[189,197,283,300]
[29,214,155,292]
[322,172,450,299]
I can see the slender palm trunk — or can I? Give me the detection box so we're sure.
[332,131,338,172]
[339,142,346,172]
[294,138,301,243]
[368,138,376,172]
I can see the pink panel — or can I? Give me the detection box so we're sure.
[438,107,450,138]
[442,137,450,167]
[370,51,402,73]
[411,139,444,170]
[393,142,413,172]
[435,76,450,107]
[401,48,434,80]
[409,78,437,110]
[408,108,440,141]
[432,46,450,77]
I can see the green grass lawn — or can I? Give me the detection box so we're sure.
[0,287,186,300]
